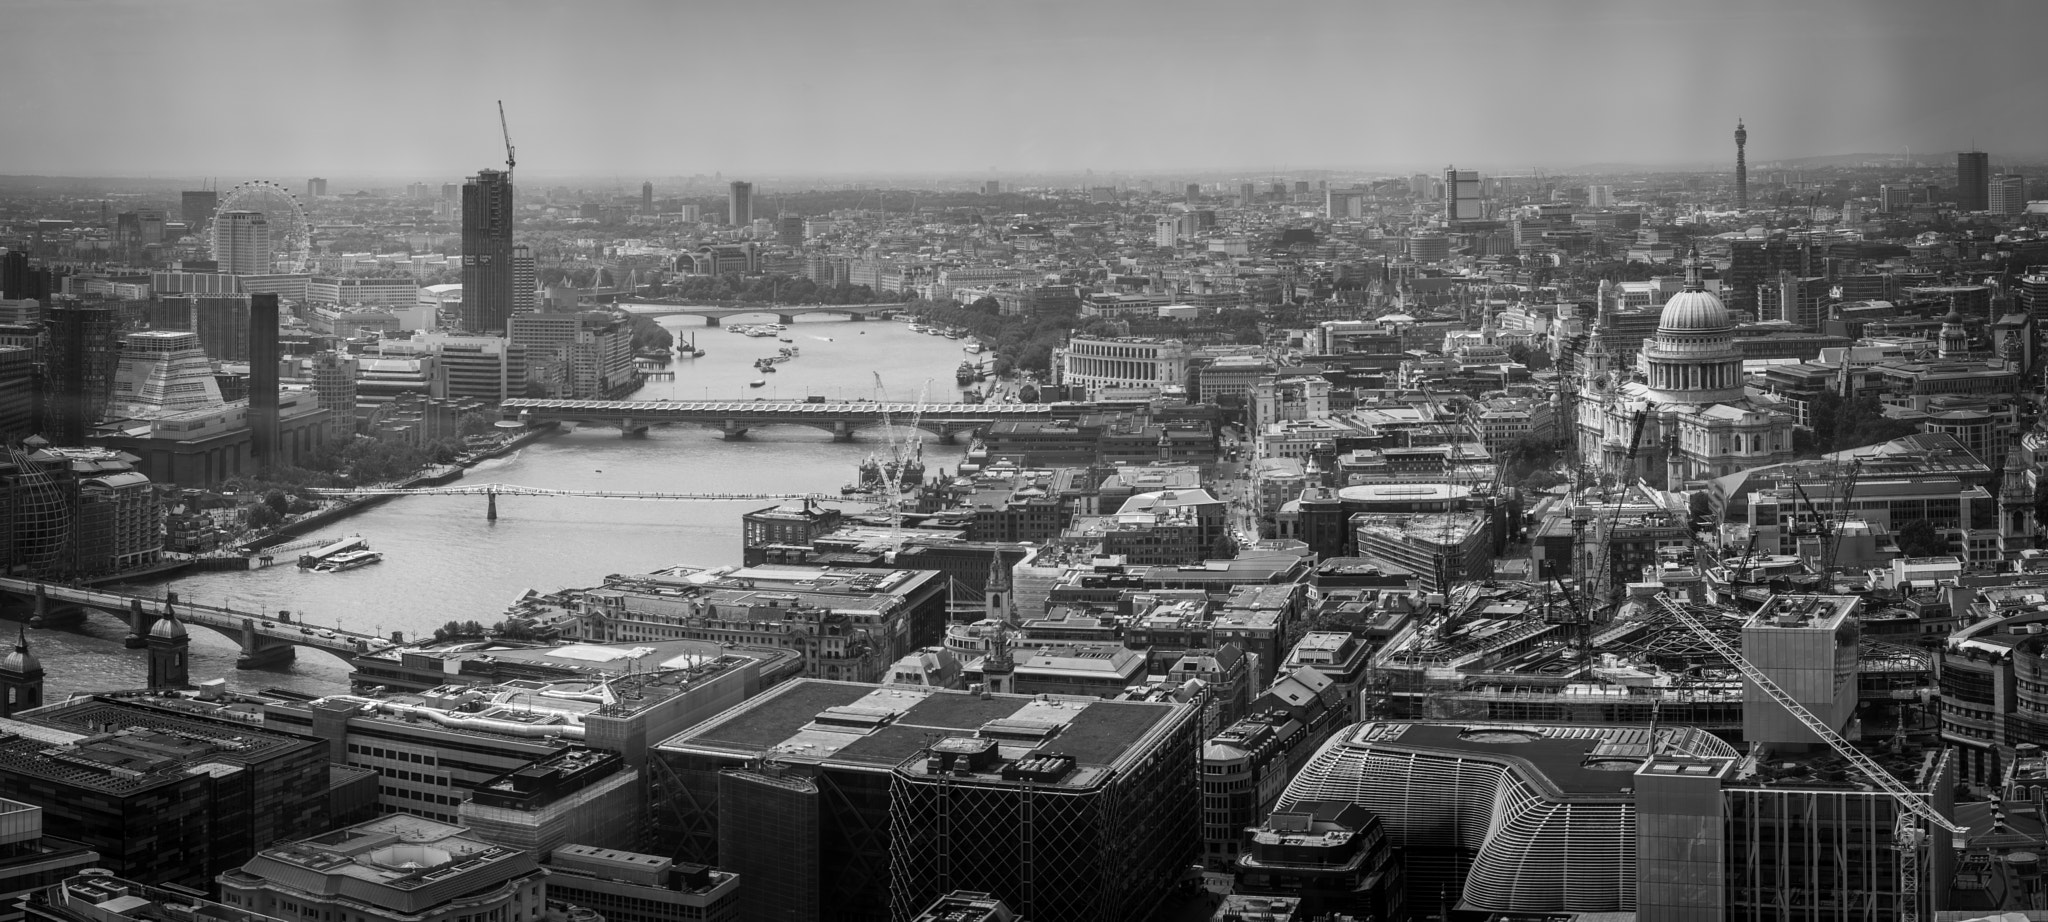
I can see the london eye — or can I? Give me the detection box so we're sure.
[210,180,312,273]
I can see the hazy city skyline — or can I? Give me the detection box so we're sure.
[4,0,2047,180]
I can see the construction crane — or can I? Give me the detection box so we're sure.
[1734,529,1763,583]
[1790,481,1834,572]
[870,372,906,539]
[1825,458,1864,572]
[1652,594,1963,922]
[1587,402,1654,614]
[497,100,516,175]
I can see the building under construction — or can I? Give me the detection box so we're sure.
[1362,582,1933,734]
[1287,592,1964,920]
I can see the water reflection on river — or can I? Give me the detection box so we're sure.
[36,314,978,699]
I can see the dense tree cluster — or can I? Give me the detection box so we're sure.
[1796,391,1923,456]
[618,311,674,353]
[432,620,489,642]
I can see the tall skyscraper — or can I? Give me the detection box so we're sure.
[461,169,516,333]
[1,250,46,300]
[215,211,271,275]
[728,181,753,227]
[306,177,327,199]
[192,293,254,362]
[1443,166,1483,224]
[0,345,33,443]
[1958,151,1991,211]
[511,243,536,317]
[1990,174,2027,216]
[44,304,121,444]
[640,181,654,213]
[1733,120,1748,210]
[181,190,219,228]
[248,294,280,469]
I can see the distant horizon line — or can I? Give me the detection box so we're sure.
[6,151,2045,189]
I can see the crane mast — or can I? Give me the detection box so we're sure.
[1651,594,1964,922]
[1588,403,1653,614]
[497,100,516,174]
[871,372,904,541]
[1825,458,1863,572]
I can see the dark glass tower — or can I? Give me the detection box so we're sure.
[249,293,279,468]
[461,169,516,333]
[43,304,119,444]
[1958,150,1991,211]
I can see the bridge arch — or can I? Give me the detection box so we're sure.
[0,578,383,670]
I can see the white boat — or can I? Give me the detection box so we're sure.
[299,534,368,569]
[313,549,382,572]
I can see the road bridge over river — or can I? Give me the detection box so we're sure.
[0,577,387,668]
[617,301,909,325]
[500,398,1071,439]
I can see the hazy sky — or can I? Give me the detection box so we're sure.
[4,0,2045,181]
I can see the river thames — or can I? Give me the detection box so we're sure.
[36,312,982,700]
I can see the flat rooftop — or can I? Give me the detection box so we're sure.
[658,679,1182,774]
[1745,594,1859,632]
[1338,721,1739,798]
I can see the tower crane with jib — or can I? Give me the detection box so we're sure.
[1652,594,1965,922]
[871,373,906,541]
[497,100,515,175]
[1587,402,1654,616]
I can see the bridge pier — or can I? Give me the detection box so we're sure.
[27,584,84,629]
[487,491,498,522]
[831,421,856,442]
[125,598,151,647]
[721,419,749,441]
[777,313,795,325]
[238,620,298,669]
[704,315,721,328]
[620,417,648,437]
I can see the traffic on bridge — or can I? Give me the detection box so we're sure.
[0,576,389,668]
[500,398,1060,417]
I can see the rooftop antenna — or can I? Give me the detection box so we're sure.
[497,100,516,176]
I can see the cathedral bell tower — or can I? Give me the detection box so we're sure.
[1,627,43,717]
[147,606,191,689]
[1938,297,1971,360]
[984,552,1014,627]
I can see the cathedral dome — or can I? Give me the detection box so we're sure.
[1657,247,1731,334]
[1657,288,1731,334]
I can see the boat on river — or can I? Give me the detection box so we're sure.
[298,535,368,569]
[749,379,767,388]
[312,549,382,572]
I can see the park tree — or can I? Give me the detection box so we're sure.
[1894,519,1949,558]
